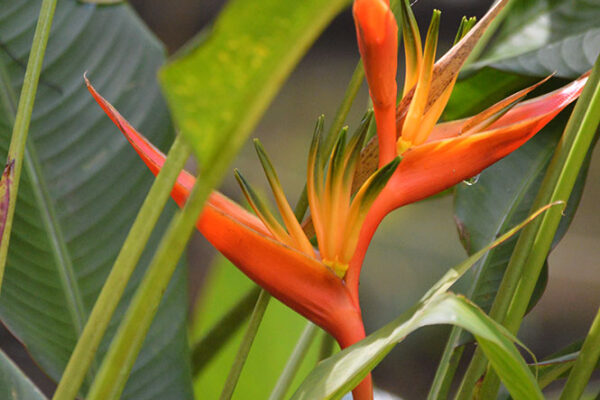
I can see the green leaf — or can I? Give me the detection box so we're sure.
[532,341,599,390]
[0,350,46,400]
[160,0,351,162]
[455,117,560,314]
[191,257,323,400]
[0,2,192,398]
[454,108,598,328]
[448,68,596,327]
[291,293,542,400]
[472,0,600,78]
[292,203,558,400]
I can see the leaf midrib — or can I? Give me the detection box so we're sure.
[0,59,86,340]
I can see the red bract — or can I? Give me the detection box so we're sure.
[86,80,375,399]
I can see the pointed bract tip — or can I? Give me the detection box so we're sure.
[353,0,393,43]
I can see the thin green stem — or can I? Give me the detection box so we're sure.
[319,332,336,361]
[457,56,600,400]
[86,145,229,400]
[429,0,518,391]
[269,322,320,400]
[0,0,57,290]
[52,135,191,400]
[219,290,272,400]
[191,286,261,375]
[560,306,600,400]
[427,326,465,400]
[221,139,325,399]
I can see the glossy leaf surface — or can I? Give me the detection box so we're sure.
[291,293,542,400]
[451,77,596,322]
[292,204,558,400]
[473,0,600,78]
[0,2,191,398]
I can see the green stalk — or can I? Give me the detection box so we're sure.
[295,60,364,220]
[457,56,600,400]
[427,327,465,400]
[221,142,327,399]
[52,135,191,400]
[269,323,320,400]
[192,286,261,375]
[219,290,272,400]
[560,306,600,400]
[86,147,229,400]
[0,0,57,290]
[428,0,517,390]
[319,332,336,361]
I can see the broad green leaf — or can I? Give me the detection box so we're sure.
[291,293,542,400]
[0,350,45,399]
[191,256,323,400]
[0,1,192,398]
[292,204,557,400]
[454,108,597,325]
[472,0,600,78]
[455,117,560,314]
[160,0,351,162]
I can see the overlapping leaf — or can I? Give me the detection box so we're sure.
[0,350,45,399]
[473,0,600,78]
[292,205,559,400]
[0,1,191,398]
[291,293,542,400]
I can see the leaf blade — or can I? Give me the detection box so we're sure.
[0,2,192,398]
[160,0,352,163]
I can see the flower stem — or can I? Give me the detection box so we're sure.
[191,286,262,375]
[52,134,191,400]
[86,144,230,400]
[0,0,57,290]
[559,306,600,400]
[269,322,321,400]
[319,332,336,361]
[427,326,465,400]
[456,55,600,400]
[219,289,272,400]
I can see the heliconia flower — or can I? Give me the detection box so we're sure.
[346,0,589,293]
[87,1,588,398]
[86,80,385,400]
